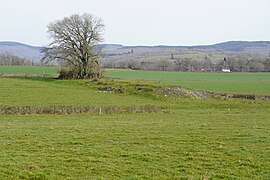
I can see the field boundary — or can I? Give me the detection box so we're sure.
[0,105,169,115]
[84,79,270,101]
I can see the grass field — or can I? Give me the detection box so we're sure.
[0,66,270,178]
[1,66,270,95]
[0,77,164,107]
[0,66,59,76]
[1,108,270,179]
[106,70,270,95]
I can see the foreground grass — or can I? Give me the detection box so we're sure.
[0,107,270,179]
[105,70,270,95]
[0,66,59,76]
[1,76,270,178]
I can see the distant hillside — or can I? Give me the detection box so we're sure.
[120,41,270,52]
[194,41,270,51]
[97,44,124,50]
[0,42,42,60]
[1,41,270,61]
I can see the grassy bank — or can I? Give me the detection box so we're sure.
[0,77,165,107]
[1,66,270,95]
[105,70,270,95]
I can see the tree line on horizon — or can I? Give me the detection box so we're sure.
[0,53,38,66]
[1,51,270,72]
[102,55,270,72]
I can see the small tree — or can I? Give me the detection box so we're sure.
[42,13,105,79]
[170,53,174,60]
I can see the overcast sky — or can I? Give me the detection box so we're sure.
[0,0,269,46]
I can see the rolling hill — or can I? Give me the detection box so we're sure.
[0,41,42,60]
[194,41,270,51]
[1,41,270,61]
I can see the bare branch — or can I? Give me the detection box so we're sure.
[42,13,104,78]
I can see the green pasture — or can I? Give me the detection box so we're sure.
[0,66,59,76]
[105,70,270,95]
[0,77,163,107]
[0,67,270,178]
[1,66,270,95]
[0,104,270,179]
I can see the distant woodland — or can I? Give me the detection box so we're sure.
[1,41,270,72]
[0,53,36,66]
[101,49,270,72]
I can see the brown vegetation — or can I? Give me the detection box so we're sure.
[0,105,167,115]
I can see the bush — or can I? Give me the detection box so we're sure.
[58,68,78,79]
[58,66,103,79]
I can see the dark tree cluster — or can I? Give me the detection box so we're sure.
[103,49,134,57]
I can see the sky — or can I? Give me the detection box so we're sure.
[0,0,269,46]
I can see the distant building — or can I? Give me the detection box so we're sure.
[222,57,231,72]
[222,69,231,72]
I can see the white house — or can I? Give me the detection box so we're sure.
[222,69,231,73]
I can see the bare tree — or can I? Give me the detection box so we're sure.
[157,60,172,71]
[263,58,270,71]
[0,52,31,66]
[42,13,105,79]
